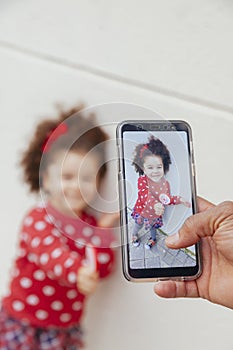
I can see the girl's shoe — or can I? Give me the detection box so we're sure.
[145,238,156,250]
[132,236,140,247]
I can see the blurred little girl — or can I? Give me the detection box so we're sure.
[0,106,116,349]
[131,136,190,249]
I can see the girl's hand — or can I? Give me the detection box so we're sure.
[98,212,120,228]
[154,202,165,216]
[77,266,99,296]
[180,197,191,207]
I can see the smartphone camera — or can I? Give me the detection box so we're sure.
[137,124,144,130]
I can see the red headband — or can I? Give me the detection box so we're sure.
[41,123,68,153]
[139,144,148,158]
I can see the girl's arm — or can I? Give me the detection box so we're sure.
[135,176,148,207]
[165,181,182,205]
[165,182,191,207]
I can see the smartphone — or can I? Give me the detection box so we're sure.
[116,120,201,281]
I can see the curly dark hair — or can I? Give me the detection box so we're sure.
[20,105,108,193]
[132,136,171,175]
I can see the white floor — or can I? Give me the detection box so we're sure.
[0,1,233,349]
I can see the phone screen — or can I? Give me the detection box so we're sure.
[118,121,201,280]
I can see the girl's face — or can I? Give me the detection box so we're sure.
[43,150,99,217]
[143,155,164,182]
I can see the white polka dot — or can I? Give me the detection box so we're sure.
[34,221,46,231]
[17,248,27,258]
[33,270,46,281]
[31,237,41,248]
[35,310,48,320]
[20,277,32,289]
[40,253,49,265]
[64,258,74,268]
[44,214,54,223]
[97,253,110,264]
[42,285,55,296]
[91,236,101,247]
[60,313,71,323]
[64,224,75,235]
[54,264,62,276]
[51,300,64,311]
[82,227,93,237]
[28,253,38,263]
[24,216,33,226]
[72,301,82,311]
[43,235,54,246]
[75,238,86,249]
[12,300,25,312]
[26,294,39,306]
[68,272,76,284]
[51,248,62,259]
[21,232,29,242]
[66,290,78,299]
[51,228,60,237]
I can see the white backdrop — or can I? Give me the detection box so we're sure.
[0,1,233,350]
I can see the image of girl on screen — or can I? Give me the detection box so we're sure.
[131,136,191,249]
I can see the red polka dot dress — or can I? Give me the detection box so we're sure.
[132,175,181,227]
[1,203,115,329]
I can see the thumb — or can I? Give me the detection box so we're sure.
[166,201,233,249]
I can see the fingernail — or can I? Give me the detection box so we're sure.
[166,232,179,245]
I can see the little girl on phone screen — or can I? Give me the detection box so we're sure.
[131,136,190,249]
[0,107,116,349]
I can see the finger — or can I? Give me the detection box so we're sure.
[79,266,99,279]
[154,280,199,298]
[78,274,99,287]
[166,201,233,249]
[98,212,120,227]
[77,276,97,291]
[197,196,215,212]
[78,280,98,295]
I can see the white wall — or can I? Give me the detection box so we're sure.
[0,1,233,349]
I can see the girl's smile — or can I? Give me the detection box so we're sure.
[143,155,164,182]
